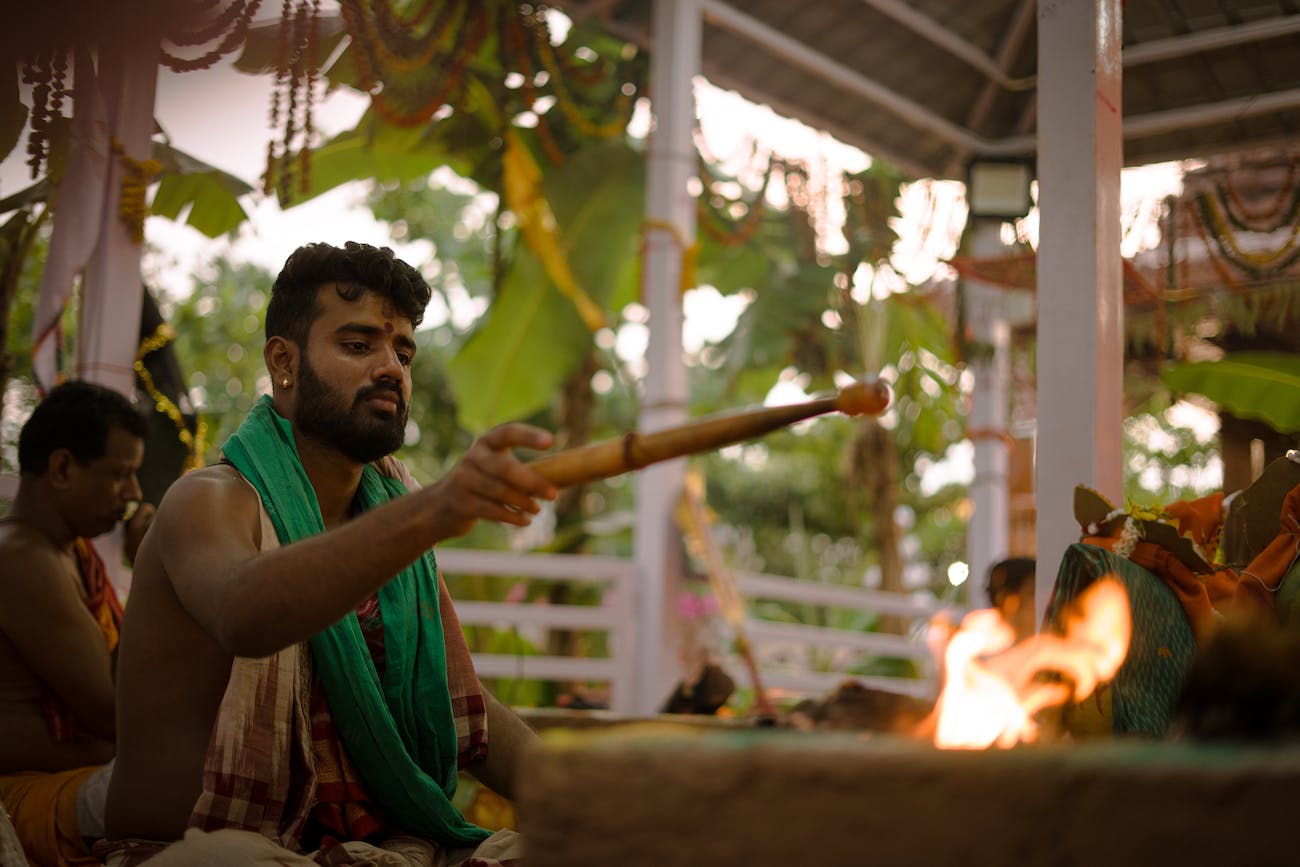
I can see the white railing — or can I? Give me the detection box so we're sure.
[434,548,638,711]
[6,456,951,715]
[435,548,950,713]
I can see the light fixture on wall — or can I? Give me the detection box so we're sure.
[966,156,1036,220]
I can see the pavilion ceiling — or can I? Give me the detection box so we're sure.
[550,0,1300,180]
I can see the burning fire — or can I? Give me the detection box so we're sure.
[924,578,1131,749]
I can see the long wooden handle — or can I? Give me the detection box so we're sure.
[528,379,890,488]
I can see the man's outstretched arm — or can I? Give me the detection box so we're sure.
[156,424,557,659]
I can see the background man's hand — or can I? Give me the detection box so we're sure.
[124,502,157,565]
[425,424,558,541]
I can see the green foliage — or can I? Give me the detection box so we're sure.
[150,141,253,238]
[1162,352,1300,434]
[448,140,645,432]
[284,108,481,206]
[162,259,276,461]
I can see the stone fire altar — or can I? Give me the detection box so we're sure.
[517,725,1298,867]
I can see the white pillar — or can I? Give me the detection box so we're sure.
[75,31,159,594]
[76,28,160,395]
[965,219,1010,608]
[1034,0,1124,619]
[628,0,699,715]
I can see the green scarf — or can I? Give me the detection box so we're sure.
[222,395,489,846]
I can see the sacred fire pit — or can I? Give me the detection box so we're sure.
[516,727,1298,867]
[516,544,1300,867]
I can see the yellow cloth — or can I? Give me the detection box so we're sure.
[0,765,99,866]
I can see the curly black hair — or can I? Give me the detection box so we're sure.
[18,381,148,476]
[265,241,432,346]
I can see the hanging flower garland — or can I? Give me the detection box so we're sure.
[1214,158,1300,232]
[111,138,163,245]
[368,0,454,74]
[262,0,324,201]
[1193,190,1300,280]
[20,48,68,179]
[134,322,207,471]
[160,0,263,72]
[339,0,488,128]
[501,4,568,165]
[527,10,636,140]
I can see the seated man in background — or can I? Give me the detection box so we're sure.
[986,557,1038,642]
[104,242,556,865]
[0,381,153,866]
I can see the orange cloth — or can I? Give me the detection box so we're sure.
[41,539,122,742]
[1164,491,1225,555]
[1083,483,1300,639]
[0,765,99,866]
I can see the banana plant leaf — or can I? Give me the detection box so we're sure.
[275,108,484,207]
[150,141,254,237]
[232,17,348,78]
[448,139,645,432]
[1161,352,1300,433]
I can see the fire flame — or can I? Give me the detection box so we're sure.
[925,578,1131,749]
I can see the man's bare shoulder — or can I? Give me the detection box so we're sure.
[152,464,260,538]
[0,522,67,591]
[160,463,250,503]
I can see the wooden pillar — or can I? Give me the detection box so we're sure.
[1034,0,1124,620]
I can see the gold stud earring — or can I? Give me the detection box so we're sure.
[282,378,291,388]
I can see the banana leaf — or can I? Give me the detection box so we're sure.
[1161,352,1300,433]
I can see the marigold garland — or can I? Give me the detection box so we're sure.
[1194,191,1300,279]
[134,322,206,470]
[1220,158,1299,229]
[529,13,634,139]
[111,139,162,245]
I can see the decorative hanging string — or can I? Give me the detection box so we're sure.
[502,4,567,166]
[362,0,458,74]
[342,0,489,128]
[134,322,206,470]
[1217,158,1300,230]
[528,12,636,140]
[20,48,68,179]
[1192,191,1300,280]
[262,0,323,201]
[111,138,162,245]
[166,0,253,47]
[160,0,263,72]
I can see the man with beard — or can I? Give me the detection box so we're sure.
[0,381,152,866]
[103,242,557,865]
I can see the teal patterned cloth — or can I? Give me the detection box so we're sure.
[1045,543,1198,737]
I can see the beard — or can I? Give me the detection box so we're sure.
[294,356,408,464]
